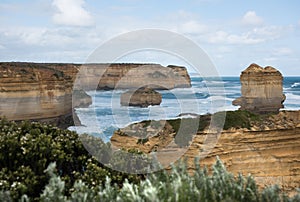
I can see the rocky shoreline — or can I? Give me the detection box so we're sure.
[0,62,191,128]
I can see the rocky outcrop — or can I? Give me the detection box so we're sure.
[111,110,300,194]
[0,62,91,128]
[79,63,191,90]
[233,63,285,114]
[120,87,162,107]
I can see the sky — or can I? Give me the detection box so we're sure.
[0,0,300,76]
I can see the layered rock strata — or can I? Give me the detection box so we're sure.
[111,110,300,194]
[0,62,191,127]
[0,62,91,128]
[78,63,191,90]
[233,63,285,113]
[120,87,162,107]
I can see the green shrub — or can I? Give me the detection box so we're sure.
[169,110,260,135]
[9,157,299,201]
[0,118,141,200]
[221,110,260,130]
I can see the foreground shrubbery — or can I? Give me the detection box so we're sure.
[0,118,142,200]
[0,118,299,201]
[2,158,299,201]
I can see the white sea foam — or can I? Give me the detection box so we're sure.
[291,82,300,88]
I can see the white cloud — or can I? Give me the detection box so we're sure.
[242,11,263,26]
[252,25,292,40]
[52,0,94,27]
[207,25,289,45]
[208,30,264,44]
[0,44,5,49]
[272,48,293,56]
[0,26,102,50]
[177,20,207,34]
[263,57,278,62]
[1,27,74,46]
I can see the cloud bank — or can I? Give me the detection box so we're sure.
[52,0,94,27]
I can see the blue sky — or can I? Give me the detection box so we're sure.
[0,0,300,75]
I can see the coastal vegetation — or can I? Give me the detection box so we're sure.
[0,117,299,201]
[168,110,260,134]
[0,118,142,200]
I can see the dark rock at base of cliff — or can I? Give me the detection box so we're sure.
[73,89,92,108]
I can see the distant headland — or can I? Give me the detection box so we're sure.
[0,62,191,128]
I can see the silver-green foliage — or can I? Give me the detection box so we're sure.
[24,158,300,202]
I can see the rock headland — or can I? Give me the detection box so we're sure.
[0,62,92,128]
[78,63,191,90]
[0,62,191,127]
[233,63,285,113]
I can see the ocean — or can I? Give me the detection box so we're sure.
[70,76,300,142]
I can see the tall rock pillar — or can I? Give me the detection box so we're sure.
[232,63,285,114]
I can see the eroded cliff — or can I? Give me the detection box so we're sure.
[78,63,191,90]
[111,110,300,193]
[0,62,191,127]
[0,62,91,128]
[233,63,285,113]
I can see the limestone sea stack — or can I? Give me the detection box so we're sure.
[232,63,285,114]
[120,87,162,107]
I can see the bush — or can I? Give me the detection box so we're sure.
[3,157,299,201]
[0,118,141,200]
[221,110,260,130]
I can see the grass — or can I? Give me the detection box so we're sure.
[167,110,260,134]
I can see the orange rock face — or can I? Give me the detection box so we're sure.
[77,63,191,90]
[233,63,285,113]
[0,62,90,128]
[111,111,300,194]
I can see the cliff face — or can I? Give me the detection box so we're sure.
[0,62,191,127]
[111,110,300,193]
[78,63,191,90]
[187,127,300,193]
[0,62,91,128]
[233,63,285,113]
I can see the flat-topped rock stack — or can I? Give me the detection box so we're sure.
[120,87,162,107]
[233,63,286,114]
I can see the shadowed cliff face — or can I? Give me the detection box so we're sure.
[233,63,286,114]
